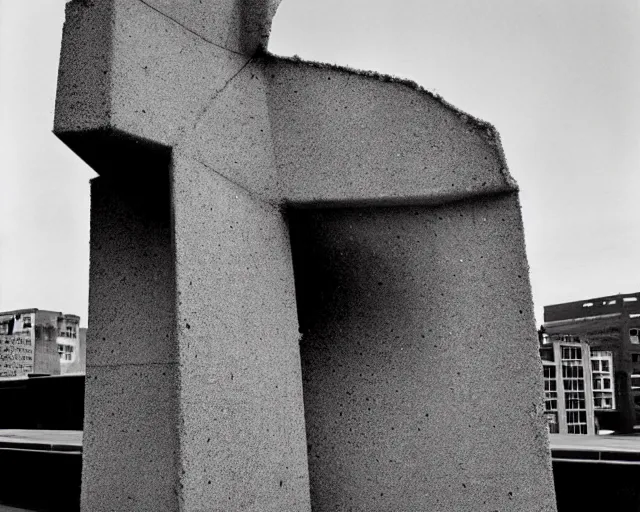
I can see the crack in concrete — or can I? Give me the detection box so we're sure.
[135,0,246,57]
[191,156,281,212]
[174,57,253,148]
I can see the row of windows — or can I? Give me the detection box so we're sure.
[562,365,584,379]
[562,347,582,360]
[59,326,78,339]
[563,379,584,391]
[582,297,638,308]
[567,411,587,424]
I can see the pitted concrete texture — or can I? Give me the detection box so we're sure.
[82,364,180,511]
[175,59,284,202]
[55,0,556,510]
[55,0,251,146]
[55,0,112,134]
[140,0,283,54]
[290,194,556,511]
[266,57,514,207]
[172,157,310,510]
[87,174,175,366]
[83,172,181,511]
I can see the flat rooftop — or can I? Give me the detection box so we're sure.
[544,292,640,324]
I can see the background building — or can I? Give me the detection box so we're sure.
[541,292,640,433]
[0,308,86,378]
[539,338,597,434]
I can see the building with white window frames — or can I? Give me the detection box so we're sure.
[540,339,596,435]
[541,292,640,433]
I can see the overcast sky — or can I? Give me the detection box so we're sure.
[1,0,639,327]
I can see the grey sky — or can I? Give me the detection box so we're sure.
[1,0,639,327]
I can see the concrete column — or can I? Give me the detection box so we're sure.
[171,156,310,510]
[84,164,180,510]
[290,194,555,511]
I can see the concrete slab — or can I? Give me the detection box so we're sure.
[175,58,284,203]
[266,57,515,207]
[87,172,176,367]
[55,0,250,147]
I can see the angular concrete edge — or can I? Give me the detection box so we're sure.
[83,167,182,510]
[54,0,251,149]
[54,0,113,135]
[264,53,517,207]
[54,2,557,509]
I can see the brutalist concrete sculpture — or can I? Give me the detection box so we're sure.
[54,1,557,510]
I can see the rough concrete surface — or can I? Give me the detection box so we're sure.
[87,172,175,367]
[266,57,515,207]
[290,195,555,511]
[55,0,557,510]
[172,156,310,511]
[82,364,181,511]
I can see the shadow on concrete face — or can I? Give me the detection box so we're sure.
[239,0,276,53]
[288,205,441,510]
[289,207,414,334]
[60,129,172,223]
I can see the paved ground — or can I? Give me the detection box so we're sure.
[0,430,82,453]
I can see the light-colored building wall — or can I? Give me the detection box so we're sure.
[0,309,85,378]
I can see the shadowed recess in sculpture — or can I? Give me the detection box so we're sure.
[288,197,555,511]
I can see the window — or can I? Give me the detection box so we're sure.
[624,297,638,303]
[57,343,74,362]
[561,345,588,434]
[592,351,615,410]
[562,346,582,361]
[583,302,594,308]
[23,315,31,328]
[631,329,640,344]
[543,364,559,434]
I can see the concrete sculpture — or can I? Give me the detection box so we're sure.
[54,1,557,510]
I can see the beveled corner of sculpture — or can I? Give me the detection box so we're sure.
[53,0,283,177]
